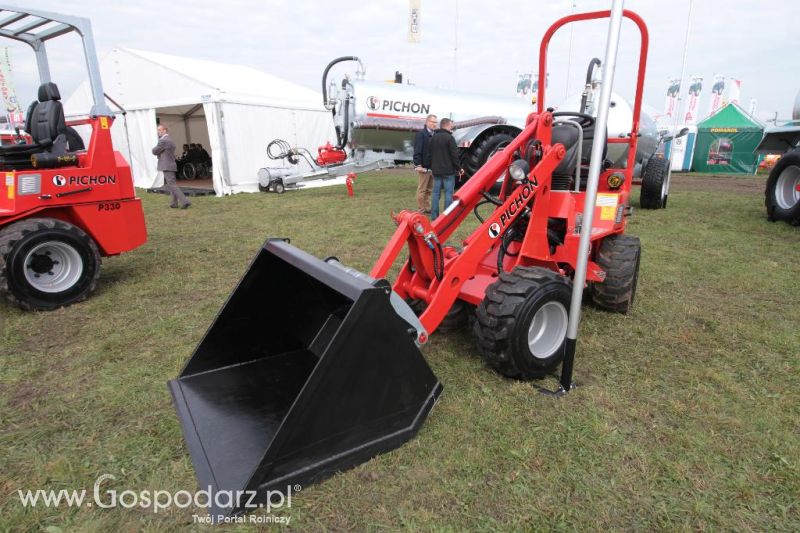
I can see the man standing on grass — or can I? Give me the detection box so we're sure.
[153,124,191,209]
[413,114,437,214]
[425,118,462,220]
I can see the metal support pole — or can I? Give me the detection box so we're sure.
[33,41,51,83]
[560,0,626,393]
[666,0,692,182]
[79,22,113,117]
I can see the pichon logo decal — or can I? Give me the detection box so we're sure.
[67,175,117,186]
[53,175,66,186]
[500,183,533,226]
[367,96,431,115]
[488,223,502,239]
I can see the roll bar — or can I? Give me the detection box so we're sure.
[0,4,112,117]
[537,9,649,172]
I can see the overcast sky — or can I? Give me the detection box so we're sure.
[8,0,800,124]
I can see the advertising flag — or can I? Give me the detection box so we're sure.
[0,47,23,126]
[664,78,680,118]
[708,75,725,116]
[727,78,741,105]
[684,75,702,124]
[748,98,757,116]
[408,0,422,43]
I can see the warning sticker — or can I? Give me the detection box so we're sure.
[100,117,109,129]
[596,193,619,221]
[5,173,13,186]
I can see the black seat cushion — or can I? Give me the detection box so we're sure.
[24,100,38,135]
[551,121,608,178]
[30,99,67,148]
[38,82,61,102]
[552,124,580,177]
[0,82,69,168]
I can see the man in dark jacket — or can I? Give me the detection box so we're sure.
[424,118,461,219]
[153,124,190,209]
[413,114,437,213]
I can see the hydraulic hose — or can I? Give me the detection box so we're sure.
[580,58,602,112]
[321,56,361,149]
[321,56,360,110]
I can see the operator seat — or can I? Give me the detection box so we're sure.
[550,120,609,190]
[0,82,70,168]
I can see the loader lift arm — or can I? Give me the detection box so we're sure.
[370,113,568,334]
[370,9,650,341]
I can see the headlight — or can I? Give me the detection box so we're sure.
[509,159,530,182]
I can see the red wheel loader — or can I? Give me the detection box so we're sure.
[170,9,648,520]
[0,6,147,311]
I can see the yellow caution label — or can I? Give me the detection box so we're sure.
[7,183,13,199]
[100,116,109,129]
[5,172,13,199]
[596,193,618,221]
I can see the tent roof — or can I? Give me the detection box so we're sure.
[65,47,325,114]
[121,48,322,105]
[697,102,764,131]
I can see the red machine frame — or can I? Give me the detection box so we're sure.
[370,10,648,340]
[1,115,147,257]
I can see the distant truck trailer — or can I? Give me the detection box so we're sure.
[258,56,667,208]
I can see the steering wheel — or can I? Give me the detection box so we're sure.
[552,111,595,129]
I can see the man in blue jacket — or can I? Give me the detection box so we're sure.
[413,114,437,213]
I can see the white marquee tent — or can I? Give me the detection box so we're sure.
[65,48,335,195]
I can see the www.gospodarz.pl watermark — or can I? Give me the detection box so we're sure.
[16,474,295,524]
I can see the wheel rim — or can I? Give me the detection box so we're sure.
[775,164,800,209]
[526,301,568,359]
[23,241,84,293]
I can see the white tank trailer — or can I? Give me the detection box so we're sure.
[756,88,800,224]
[258,56,663,195]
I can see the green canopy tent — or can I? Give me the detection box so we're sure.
[692,103,764,173]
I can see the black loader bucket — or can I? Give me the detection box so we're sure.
[168,239,442,519]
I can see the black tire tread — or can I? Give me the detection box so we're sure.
[462,132,515,180]
[0,217,101,311]
[591,234,641,314]
[764,150,800,225]
[640,157,669,209]
[473,266,570,379]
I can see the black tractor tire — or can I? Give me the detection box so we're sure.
[65,126,85,151]
[640,157,670,209]
[591,234,641,314]
[765,151,800,225]
[409,298,469,333]
[0,218,101,311]
[273,180,286,194]
[473,266,572,380]
[462,132,515,182]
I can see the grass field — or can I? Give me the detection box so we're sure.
[1,171,798,532]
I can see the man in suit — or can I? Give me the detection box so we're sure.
[153,124,190,209]
[424,118,462,220]
[413,114,437,213]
